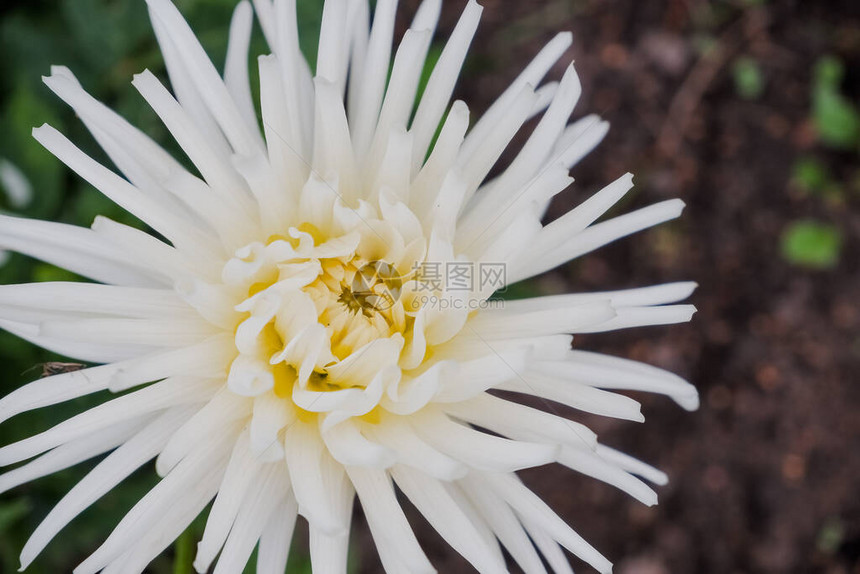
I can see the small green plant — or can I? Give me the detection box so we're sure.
[781,220,842,269]
[791,157,830,194]
[812,56,860,150]
[732,57,765,100]
[816,518,845,555]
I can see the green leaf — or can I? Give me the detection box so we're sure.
[791,157,830,194]
[173,526,194,574]
[816,517,844,555]
[0,84,64,219]
[781,220,842,269]
[32,264,83,283]
[0,498,30,533]
[732,57,765,100]
[812,56,860,150]
[61,0,118,74]
[296,0,326,70]
[415,44,444,110]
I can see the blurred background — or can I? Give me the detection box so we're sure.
[0,0,858,572]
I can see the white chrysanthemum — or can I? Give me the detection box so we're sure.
[0,1,698,572]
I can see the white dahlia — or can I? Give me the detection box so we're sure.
[0,0,698,572]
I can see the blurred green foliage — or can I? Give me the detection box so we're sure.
[812,56,860,151]
[790,156,846,204]
[791,157,830,195]
[780,220,843,270]
[0,0,328,572]
[816,517,846,556]
[732,56,765,100]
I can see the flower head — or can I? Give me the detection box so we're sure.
[0,0,698,572]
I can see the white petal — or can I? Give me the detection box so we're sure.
[432,347,529,403]
[0,214,163,287]
[175,279,242,330]
[232,150,293,236]
[256,496,299,574]
[19,408,190,570]
[91,216,219,283]
[110,334,235,391]
[443,393,596,450]
[345,466,436,574]
[363,415,466,480]
[0,159,32,208]
[0,417,143,498]
[249,391,294,458]
[482,472,612,574]
[514,198,686,281]
[195,430,257,573]
[350,0,398,156]
[145,0,264,156]
[258,54,309,195]
[521,519,574,574]
[322,419,395,468]
[0,363,119,426]
[502,281,697,313]
[0,318,153,364]
[42,68,188,211]
[498,373,645,422]
[411,409,558,472]
[283,422,348,534]
[466,300,616,339]
[575,304,697,334]
[39,317,217,349]
[410,0,482,173]
[316,0,349,90]
[312,78,357,200]
[390,464,507,574]
[462,31,573,161]
[33,125,219,261]
[557,445,658,506]
[458,164,572,258]
[518,172,635,264]
[458,476,548,574]
[551,113,610,170]
[369,29,431,167]
[224,1,258,133]
[0,377,216,466]
[268,0,314,156]
[534,350,699,411]
[148,4,231,157]
[309,525,351,574]
[73,421,237,574]
[594,444,669,486]
[213,465,289,574]
[460,64,582,240]
[410,100,470,222]
[458,85,538,204]
[307,468,354,572]
[0,282,191,320]
[131,69,258,223]
[156,388,251,476]
[325,335,404,387]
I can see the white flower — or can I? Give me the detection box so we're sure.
[0,0,698,573]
